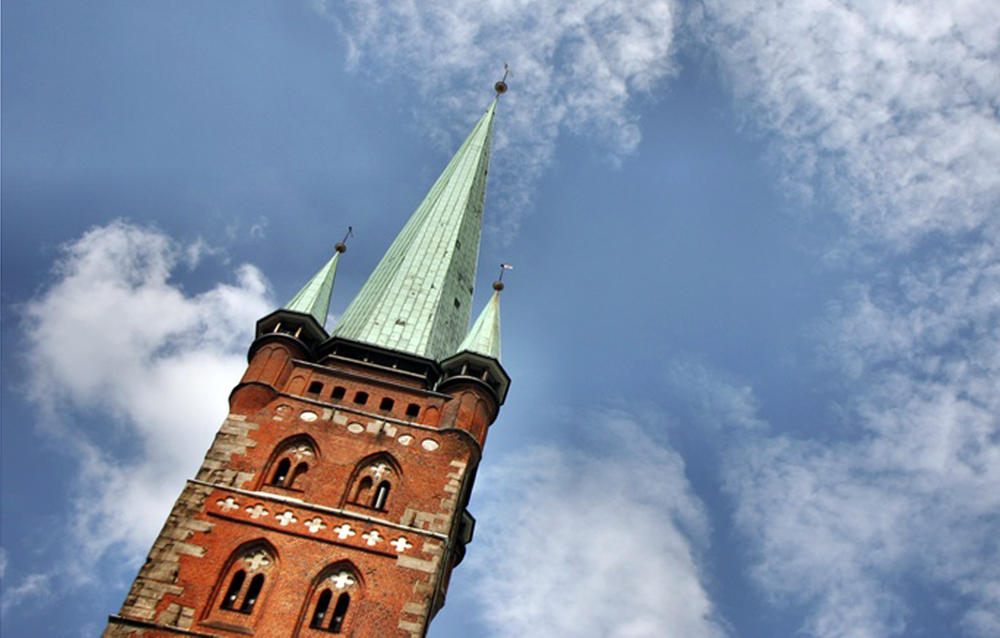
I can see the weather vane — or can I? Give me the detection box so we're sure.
[494,63,513,95]
[335,226,353,253]
[494,263,514,290]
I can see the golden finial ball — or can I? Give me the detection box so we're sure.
[335,242,347,253]
[493,281,505,291]
[494,81,508,94]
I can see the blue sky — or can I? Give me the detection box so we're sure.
[3,1,999,637]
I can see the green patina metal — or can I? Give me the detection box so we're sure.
[284,250,341,328]
[332,99,498,361]
[456,291,501,360]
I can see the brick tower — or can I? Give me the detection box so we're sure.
[105,91,509,637]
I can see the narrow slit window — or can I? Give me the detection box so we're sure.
[221,570,246,610]
[405,403,420,418]
[330,593,350,633]
[310,589,332,629]
[239,574,265,614]
[372,481,391,510]
[379,397,394,412]
[271,459,291,486]
[353,391,368,405]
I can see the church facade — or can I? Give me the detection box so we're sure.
[104,93,509,637]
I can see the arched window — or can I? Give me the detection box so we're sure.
[345,455,400,511]
[330,593,350,633]
[308,381,323,395]
[241,574,265,613]
[298,564,361,635]
[405,403,420,418]
[260,435,319,492]
[310,589,332,628]
[271,459,291,486]
[353,391,368,405]
[351,477,373,504]
[379,397,395,412]
[373,481,390,510]
[210,542,276,625]
[331,386,346,400]
[220,570,245,610]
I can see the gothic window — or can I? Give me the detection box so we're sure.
[353,391,368,405]
[271,459,292,486]
[299,564,361,635]
[220,570,246,610]
[211,542,276,622]
[351,477,373,504]
[346,454,400,511]
[379,397,395,412]
[262,435,319,491]
[372,481,390,510]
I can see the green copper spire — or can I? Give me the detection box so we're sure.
[333,99,498,361]
[457,288,502,360]
[284,244,344,328]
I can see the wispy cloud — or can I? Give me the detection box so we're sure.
[469,410,727,638]
[21,221,272,571]
[700,0,1000,253]
[674,353,1000,637]
[314,0,681,241]
[685,2,1000,636]
[0,573,51,616]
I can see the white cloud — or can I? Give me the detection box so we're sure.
[470,411,726,638]
[0,573,51,616]
[21,221,272,569]
[700,0,1000,253]
[676,357,1000,637]
[315,0,680,240]
[682,3,1000,635]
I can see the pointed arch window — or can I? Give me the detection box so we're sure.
[346,455,400,511]
[207,542,277,629]
[261,435,319,492]
[299,564,361,635]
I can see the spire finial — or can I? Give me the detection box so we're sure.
[335,226,353,254]
[494,63,513,96]
[494,263,513,291]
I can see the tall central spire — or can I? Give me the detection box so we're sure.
[332,99,498,361]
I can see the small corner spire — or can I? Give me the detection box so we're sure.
[283,231,349,328]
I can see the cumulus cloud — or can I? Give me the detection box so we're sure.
[700,0,1000,252]
[469,411,726,638]
[314,0,680,240]
[22,221,272,569]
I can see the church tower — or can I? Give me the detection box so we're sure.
[105,88,510,637]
